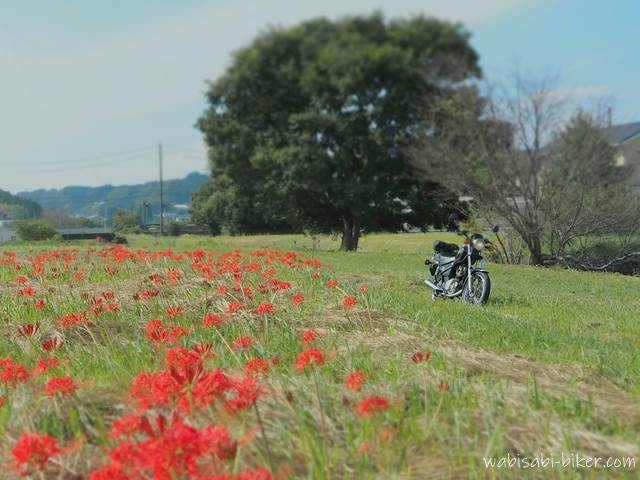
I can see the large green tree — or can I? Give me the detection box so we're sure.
[194,13,480,249]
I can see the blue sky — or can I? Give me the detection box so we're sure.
[1,0,638,192]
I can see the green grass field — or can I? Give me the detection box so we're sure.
[0,232,637,478]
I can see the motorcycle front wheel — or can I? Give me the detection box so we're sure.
[463,271,491,305]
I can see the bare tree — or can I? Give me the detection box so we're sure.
[410,73,640,266]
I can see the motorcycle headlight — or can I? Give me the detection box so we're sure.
[472,238,485,251]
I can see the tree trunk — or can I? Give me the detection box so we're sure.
[526,236,543,265]
[340,216,360,251]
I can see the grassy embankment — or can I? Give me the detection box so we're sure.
[0,232,637,478]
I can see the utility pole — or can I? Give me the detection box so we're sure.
[159,143,164,235]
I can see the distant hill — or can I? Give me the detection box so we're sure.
[17,172,208,221]
[0,189,42,220]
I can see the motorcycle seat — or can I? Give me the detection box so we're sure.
[433,240,459,256]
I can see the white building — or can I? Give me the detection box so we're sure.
[0,221,18,243]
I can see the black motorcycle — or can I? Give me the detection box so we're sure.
[424,227,498,304]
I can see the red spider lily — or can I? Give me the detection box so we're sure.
[166,347,202,370]
[226,301,245,315]
[0,358,29,385]
[15,275,28,284]
[437,380,449,392]
[94,417,242,479]
[34,299,46,309]
[32,358,60,376]
[342,295,358,309]
[73,271,86,281]
[226,375,266,412]
[109,414,153,439]
[357,396,391,416]
[411,352,431,363]
[301,329,321,344]
[255,303,274,316]
[139,289,160,300]
[345,371,367,392]
[17,286,37,297]
[131,371,182,410]
[45,376,77,397]
[244,358,270,377]
[358,285,369,293]
[166,306,184,318]
[42,337,64,351]
[59,312,87,328]
[269,278,291,291]
[12,433,60,473]
[325,279,338,288]
[17,323,40,338]
[148,273,164,284]
[217,284,229,295]
[166,267,182,284]
[311,273,321,280]
[105,303,120,313]
[101,291,115,300]
[203,313,223,327]
[231,336,255,351]
[291,293,304,305]
[191,343,214,359]
[145,319,187,345]
[200,424,238,460]
[0,395,4,408]
[296,348,326,371]
[191,369,233,408]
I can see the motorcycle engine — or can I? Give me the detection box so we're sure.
[443,278,460,294]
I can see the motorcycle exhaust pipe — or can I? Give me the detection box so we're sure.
[424,279,444,292]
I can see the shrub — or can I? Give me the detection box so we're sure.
[14,220,58,241]
[168,221,182,237]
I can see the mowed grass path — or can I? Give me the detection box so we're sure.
[132,232,640,394]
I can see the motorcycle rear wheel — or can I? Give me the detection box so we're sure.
[463,272,491,305]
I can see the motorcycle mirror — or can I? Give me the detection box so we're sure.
[492,225,500,234]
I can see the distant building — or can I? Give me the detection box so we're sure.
[603,121,640,192]
[0,221,18,243]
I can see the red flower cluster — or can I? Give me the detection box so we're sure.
[45,376,77,397]
[411,351,431,363]
[342,295,358,309]
[93,415,246,479]
[0,357,28,386]
[345,371,367,392]
[166,306,184,318]
[59,312,88,328]
[145,319,187,345]
[301,329,321,344]
[357,396,391,416]
[203,313,223,327]
[12,433,60,474]
[17,323,39,338]
[232,336,255,351]
[296,348,326,371]
[255,303,274,316]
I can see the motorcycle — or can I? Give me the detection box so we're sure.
[423,227,499,305]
